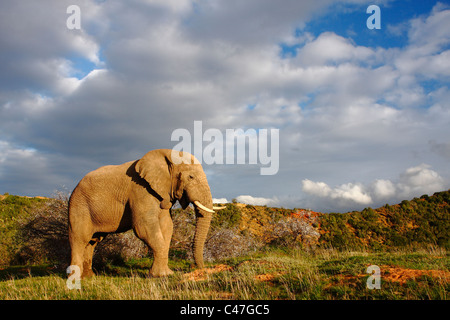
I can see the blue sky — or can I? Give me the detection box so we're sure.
[69,55,101,79]
[304,1,438,47]
[0,0,449,212]
[279,1,444,57]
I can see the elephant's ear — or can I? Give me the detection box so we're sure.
[135,149,173,209]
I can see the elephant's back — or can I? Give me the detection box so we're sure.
[71,161,134,207]
[80,161,134,185]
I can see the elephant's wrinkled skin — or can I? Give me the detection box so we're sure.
[68,149,218,278]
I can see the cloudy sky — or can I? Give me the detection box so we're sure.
[1,0,449,212]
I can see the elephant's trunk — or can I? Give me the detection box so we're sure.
[187,173,214,269]
[192,204,213,269]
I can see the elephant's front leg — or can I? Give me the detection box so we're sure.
[159,209,173,254]
[133,212,174,277]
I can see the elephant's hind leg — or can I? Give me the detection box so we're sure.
[68,218,95,279]
[69,233,89,279]
[82,233,107,278]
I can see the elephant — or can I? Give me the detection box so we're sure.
[68,149,223,278]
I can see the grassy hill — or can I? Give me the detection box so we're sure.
[1,190,449,266]
[0,190,448,300]
[319,190,450,249]
[0,194,48,265]
[205,189,450,252]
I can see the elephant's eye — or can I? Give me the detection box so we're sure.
[188,174,195,181]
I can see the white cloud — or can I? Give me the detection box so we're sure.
[0,141,36,164]
[296,32,374,66]
[0,140,71,196]
[235,195,278,206]
[389,4,450,109]
[302,180,372,206]
[371,179,396,199]
[407,3,450,54]
[331,183,373,205]
[302,179,332,197]
[212,198,228,204]
[302,164,446,212]
[185,0,334,46]
[0,1,103,96]
[0,1,449,212]
[397,164,445,198]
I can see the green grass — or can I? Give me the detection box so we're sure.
[0,195,47,265]
[0,247,448,300]
[1,192,448,300]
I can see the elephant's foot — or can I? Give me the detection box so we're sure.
[81,260,95,279]
[81,268,96,279]
[150,264,174,277]
[81,261,96,279]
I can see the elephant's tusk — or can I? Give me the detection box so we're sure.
[194,201,215,213]
[213,206,226,210]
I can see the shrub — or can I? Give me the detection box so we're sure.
[202,227,263,262]
[211,203,241,229]
[318,213,364,249]
[265,215,320,248]
[16,192,148,269]
[94,231,148,267]
[172,207,262,262]
[15,200,257,268]
[15,193,70,266]
[169,208,196,259]
[0,195,46,265]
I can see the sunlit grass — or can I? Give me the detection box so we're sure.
[1,247,447,300]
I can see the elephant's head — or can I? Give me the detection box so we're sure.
[135,149,222,268]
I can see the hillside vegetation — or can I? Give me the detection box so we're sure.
[0,190,449,267]
[0,190,448,300]
[319,190,450,249]
[1,247,448,300]
[0,194,47,265]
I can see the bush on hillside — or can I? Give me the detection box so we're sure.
[0,195,46,265]
[265,214,320,248]
[15,193,147,268]
[8,189,449,269]
[15,193,70,266]
[171,207,263,262]
[318,190,450,250]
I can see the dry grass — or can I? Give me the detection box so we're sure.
[1,194,448,300]
[1,247,448,300]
